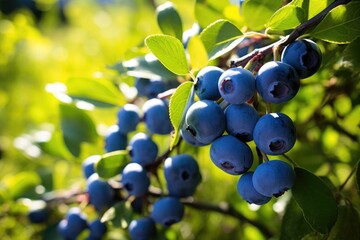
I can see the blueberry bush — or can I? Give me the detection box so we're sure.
[0,0,360,239]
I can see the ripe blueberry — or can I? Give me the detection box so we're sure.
[194,66,223,100]
[82,155,101,179]
[104,125,128,153]
[281,39,322,79]
[121,163,150,197]
[255,61,300,104]
[135,77,149,97]
[185,100,226,145]
[117,104,141,134]
[164,154,202,197]
[151,197,184,226]
[28,207,50,224]
[128,217,156,240]
[218,67,255,104]
[128,132,158,166]
[142,98,173,135]
[225,103,259,142]
[88,219,107,239]
[58,207,88,239]
[145,78,167,99]
[237,172,272,205]
[253,112,296,155]
[210,135,253,175]
[253,160,295,197]
[87,173,114,212]
[180,122,207,147]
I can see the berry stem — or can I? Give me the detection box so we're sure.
[282,153,299,167]
[265,102,272,114]
[272,44,280,61]
[261,151,269,162]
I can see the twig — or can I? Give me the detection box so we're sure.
[230,0,353,68]
[339,161,359,191]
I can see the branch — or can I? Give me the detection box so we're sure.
[182,199,274,238]
[145,187,274,238]
[230,0,353,68]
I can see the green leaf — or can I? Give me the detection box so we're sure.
[95,150,129,179]
[111,54,178,80]
[344,38,360,71]
[288,0,332,21]
[311,2,360,44]
[66,77,125,108]
[145,34,189,75]
[101,202,133,228]
[59,104,98,157]
[188,36,208,71]
[156,2,183,41]
[39,130,72,159]
[327,205,360,240]
[243,0,283,30]
[5,172,41,199]
[292,167,338,234]
[195,0,227,28]
[307,0,331,19]
[200,19,244,60]
[266,5,305,30]
[169,81,194,150]
[280,199,314,240]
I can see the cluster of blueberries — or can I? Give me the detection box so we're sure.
[31,38,321,239]
[57,75,203,239]
[181,39,322,205]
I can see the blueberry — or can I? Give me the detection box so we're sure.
[218,67,255,104]
[185,100,226,145]
[151,197,184,226]
[121,163,150,197]
[281,39,322,79]
[58,207,88,239]
[252,160,295,197]
[145,78,167,99]
[194,66,223,100]
[130,197,144,214]
[135,78,150,97]
[142,98,173,135]
[57,219,71,239]
[88,219,107,239]
[87,173,114,212]
[104,125,128,153]
[225,103,259,142]
[128,217,156,240]
[129,133,158,166]
[164,154,202,197]
[82,155,101,179]
[210,135,253,175]
[253,112,296,155]
[237,172,272,205]
[28,207,50,224]
[117,104,141,134]
[255,61,300,104]
[180,122,208,147]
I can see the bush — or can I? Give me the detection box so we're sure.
[0,0,359,239]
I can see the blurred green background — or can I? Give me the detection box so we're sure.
[0,0,359,240]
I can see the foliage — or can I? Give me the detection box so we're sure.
[0,0,359,239]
